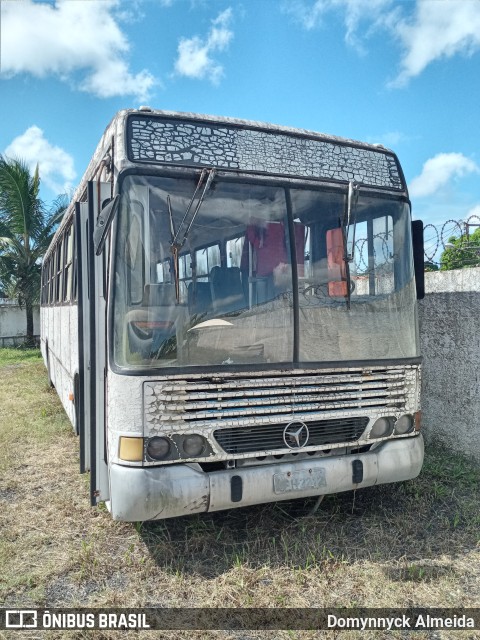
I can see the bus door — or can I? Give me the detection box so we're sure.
[76,181,110,506]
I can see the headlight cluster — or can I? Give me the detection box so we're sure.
[118,434,211,462]
[146,433,209,461]
[369,414,416,439]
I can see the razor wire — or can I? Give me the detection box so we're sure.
[352,215,480,274]
[353,231,394,274]
[423,215,480,268]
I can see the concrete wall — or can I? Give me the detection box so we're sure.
[0,304,40,345]
[419,267,480,462]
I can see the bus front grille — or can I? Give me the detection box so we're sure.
[213,417,369,454]
[144,367,413,453]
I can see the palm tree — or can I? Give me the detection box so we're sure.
[0,156,65,345]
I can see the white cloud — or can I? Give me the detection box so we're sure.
[4,126,76,195]
[284,0,395,51]
[174,8,234,83]
[285,0,480,86]
[80,60,155,100]
[409,153,480,198]
[392,0,480,87]
[0,0,156,101]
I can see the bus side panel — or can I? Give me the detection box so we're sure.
[68,303,79,432]
[42,299,77,428]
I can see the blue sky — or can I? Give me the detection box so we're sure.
[1,0,480,247]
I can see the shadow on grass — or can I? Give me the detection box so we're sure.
[138,445,480,579]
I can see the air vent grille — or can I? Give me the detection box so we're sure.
[214,416,369,454]
[144,367,408,452]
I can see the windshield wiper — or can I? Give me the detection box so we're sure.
[342,181,360,309]
[180,168,216,243]
[169,168,216,302]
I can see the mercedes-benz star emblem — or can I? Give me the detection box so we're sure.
[283,421,309,449]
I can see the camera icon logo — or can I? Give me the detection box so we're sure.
[5,610,38,628]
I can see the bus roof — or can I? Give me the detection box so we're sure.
[84,107,405,194]
[48,108,406,258]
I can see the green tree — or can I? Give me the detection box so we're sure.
[0,156,66,345]
[440,227,480,271]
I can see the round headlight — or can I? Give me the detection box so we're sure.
[369,417,394,439]
[182,434,206,457]
[147,436,171,460]
[395,414,414,435]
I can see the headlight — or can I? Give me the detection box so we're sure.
[182,434,206,457]
[146,436,171,460]
[369,417,394,439]
[394,414,414,435]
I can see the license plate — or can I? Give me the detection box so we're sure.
[273,468,326,494]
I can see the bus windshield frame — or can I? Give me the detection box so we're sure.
[110,170,419,373]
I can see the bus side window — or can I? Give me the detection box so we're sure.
[73,222,78,303]
[65,224,74,302]
[353,216,394,296]
[52,247,57,302]
[226,236,244,267]
[61,232,68,302]
[48,258,53,304]
[56,242,63,303]
[178,252,192,303]
[156,258,174,286]
[195,243,221,280]
[67,225,75,302]
[41,262,46,304]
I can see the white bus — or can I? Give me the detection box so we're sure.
[41,108,425,521]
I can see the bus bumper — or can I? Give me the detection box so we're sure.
[109,435,424,521]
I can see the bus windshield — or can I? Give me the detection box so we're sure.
[112,174,418,369]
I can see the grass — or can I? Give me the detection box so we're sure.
[0,348,479,639]
[0,346,42,366]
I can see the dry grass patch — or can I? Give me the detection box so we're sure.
[1,349,479,639]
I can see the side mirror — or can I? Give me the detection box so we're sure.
[412,220,425,300]
[93,194,120,256]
